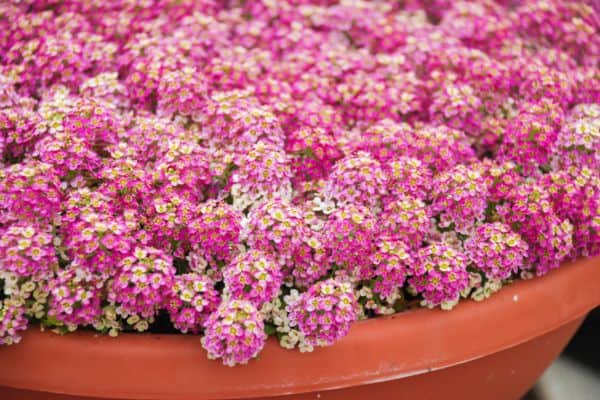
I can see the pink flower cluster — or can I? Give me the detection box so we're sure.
[201,299,267,367]
[0,223,57,281]
[498,184,574,275]
[244,198,326,287]
[324,151,387,209]
[47,268,103,328]
[381,196,431,250]
[465,223,529,280]
[289,279,358,347]
[0,160,62,224]
[229,142,293,211]
[63,210,136,277]
[157,67,208,120]
[167,273,219,334]
[109,247,175,320]
[322,205,378,279]
[431,164,489,233]
[0,0,599,365]
[187,200,242,264]
[223,249,283,307]
[385,157,433,200]
[543,167,600,258]
[498,110,559,175]
[371,239,413,298]
[556,104,599,170]
[410,244,470,308]
[0,299,28,345]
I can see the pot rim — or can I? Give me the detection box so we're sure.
[1,256,599,400]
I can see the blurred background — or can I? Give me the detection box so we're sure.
[526,309,600,400]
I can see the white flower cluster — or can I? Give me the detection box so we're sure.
[460,272,504,302]
[260,290,314,353]
[92,304,152,337]
[311,197,336,216]
[0,272,47,319]
[92,304,122,337]
[357,286,402,316]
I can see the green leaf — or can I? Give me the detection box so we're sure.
[264,323,277,336]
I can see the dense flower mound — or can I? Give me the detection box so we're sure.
[497,184,574,275]
[371,239,413,298]
[410,244,470,309]
[229,141,293,211]
[108,247,175,324]
[62,210,137,278]
[223,249,283,307]
[187,200,242,265]
[0,222,57,281]
[323,151,388,209]
[555,104,600,170]
[167,273,220,334]
[0,160,62,224]
[321,205,379,279]
[542,166,600,258]
[243,198,326,286]
[465,223,529,280]
[47,267,103,329]
[289,279,358,347]
[430,164,489,233]
[385,157,433,200]
[0,299,28,346]
[201,299,267,367]
[0,0,599,366]
[381,196,432,249]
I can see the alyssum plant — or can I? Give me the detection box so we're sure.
[0,0,598,367]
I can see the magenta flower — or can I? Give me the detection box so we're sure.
[0,300,28,346]
[465,222,529,280]
[0,160,62,224]
[371,239,413,298]
[229,141,293,211]
[0,0,597,365]
[289,279,358,347]
[187,200,242,265]
[108,247,175,320]
[47,267,104,328]
[385,157,432,201]
[498,184,574,275]
[244,198,326,285]
[0,222,57,281]
[201,299,267,367]
[381,196,432,249]
[543,167,600,258]
[167,273,220,334]
[409,243,470,309]
[321,204,378,280]
[324,151,387,209]
[223,249,283,308]
[430,164,489,233]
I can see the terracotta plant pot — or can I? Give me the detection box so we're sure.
[1,256,599,400]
